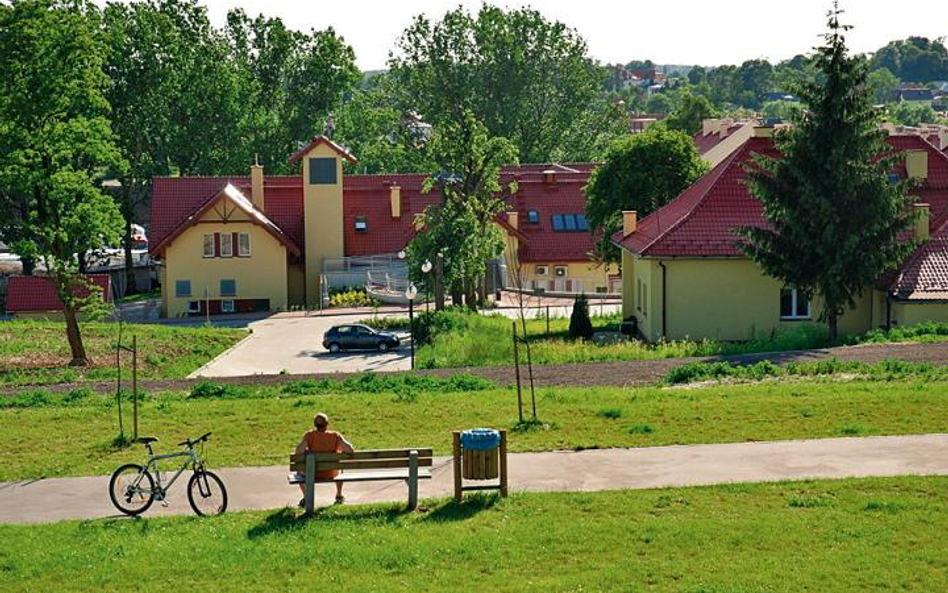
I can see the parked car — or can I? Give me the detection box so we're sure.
[323,324,400,353]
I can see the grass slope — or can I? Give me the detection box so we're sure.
[3,378,948,481]
[1,477,946,592]
[0,320,245,386]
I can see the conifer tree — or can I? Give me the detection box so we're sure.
[569,294,594,340]
[739,3,917,340]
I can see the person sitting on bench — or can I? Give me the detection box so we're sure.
[294,412,355,506]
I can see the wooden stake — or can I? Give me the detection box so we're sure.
[132,334,138,440]
[512,322,523,423]
[499,430,508,497]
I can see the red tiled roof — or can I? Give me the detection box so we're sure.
[615,134,948,259]
[287,136,358,166]
[151,165,599,262]
[150,183,301,256]
[6,274,111,312]
[886,233,948,300]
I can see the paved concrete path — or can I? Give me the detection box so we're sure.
[2,434,947,524]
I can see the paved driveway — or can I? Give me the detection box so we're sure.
[190,313,411,378]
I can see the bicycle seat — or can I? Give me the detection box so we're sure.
[135,436,159,444]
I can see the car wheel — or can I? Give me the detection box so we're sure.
[328,343,341,354]
[378,342,389,353]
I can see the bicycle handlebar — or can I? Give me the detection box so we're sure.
[177,432,212,448]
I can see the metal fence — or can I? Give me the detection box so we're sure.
[323,254,407,289]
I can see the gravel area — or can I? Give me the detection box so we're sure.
[5,340,948,396]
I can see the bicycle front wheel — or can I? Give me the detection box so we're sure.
[109,463,155,516]
[187,470,228,516]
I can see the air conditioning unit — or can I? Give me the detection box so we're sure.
[535,265,549,276]
[554,266,567,277]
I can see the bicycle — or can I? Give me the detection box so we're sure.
[109,432,228,517]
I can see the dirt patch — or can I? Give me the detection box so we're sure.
[7,340,948,397]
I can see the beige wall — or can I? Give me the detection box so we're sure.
[516,261,617,294]
[287,264,306,308]
[622,250,635,319]
[302,144,345,308]
[161,212,288,317]
[626,257,879,341]
[892,301,948,326]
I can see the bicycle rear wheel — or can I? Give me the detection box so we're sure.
[109,464,155,516]
[187,470,227,516]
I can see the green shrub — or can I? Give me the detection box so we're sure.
[357,316,411,332]
[628,423,654,435]
[189,381,248,399]
[328,289,379,309]
[597,407,623,420]
[568,294,595,340]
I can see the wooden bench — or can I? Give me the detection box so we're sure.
[288,448,434,514]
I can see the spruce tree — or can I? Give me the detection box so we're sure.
[739,3,917,340]
[569,294,594,340]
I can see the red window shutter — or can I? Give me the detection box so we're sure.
[214,233,220,257]
[232,233,239,256]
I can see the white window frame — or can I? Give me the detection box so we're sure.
[187,300,201,314]
[219,232,233,258]
[780,288,811,320]
[238,233,251,257]
[535,265,549,276]
[221,300,235,314]
[202,234,214,258]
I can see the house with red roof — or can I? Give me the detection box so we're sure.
[614,126,948,341]
[5,274,112,320]
[149,137,613,317]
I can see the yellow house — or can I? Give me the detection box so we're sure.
[615,128,948,341]
[149,139,615,317]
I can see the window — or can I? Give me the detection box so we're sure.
[175,280,191,298]
[202,234,214,258]
[527,210,540,224]
[238,233,251,257]
[187,301,201,314]
[780,288,811,319]
[221,300,235,314]
[554,265,568,278]
[535,265,549,276]
[219,232,233,257]
[354,217,368,232]
[308,157,337,185]
[220,279,236,297]
[551,214,588,232]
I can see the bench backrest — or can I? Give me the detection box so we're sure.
[290,448,434,473]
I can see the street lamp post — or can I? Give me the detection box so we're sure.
[405,282,418,370]
[421,259,433,312]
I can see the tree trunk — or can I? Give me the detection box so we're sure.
[465,277,477,311]
[450,282,463,309]
[827,312,839,342]
[123,200,137,296]
[21,256,35,276]
[77,250,87,274]
[63,298,89,366]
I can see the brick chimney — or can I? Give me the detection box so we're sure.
[390,184,401,218]
[543,169,557,185]
[906,149,929,181]
[623,211,637,236]
[914,203,931,241]
[251,160,265,211]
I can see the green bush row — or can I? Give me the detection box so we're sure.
[662,358,945,385]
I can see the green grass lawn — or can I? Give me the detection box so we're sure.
[413,310,948,369]
[3,377,948,481]
[1,477,946,592]
[0,320,245,386]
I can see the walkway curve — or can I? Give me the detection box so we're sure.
[2,433,946,524]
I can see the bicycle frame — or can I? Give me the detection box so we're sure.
[143,448,202,496]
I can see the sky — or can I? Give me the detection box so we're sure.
[97,0,948,71]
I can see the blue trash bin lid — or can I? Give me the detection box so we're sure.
[461,428,500,450]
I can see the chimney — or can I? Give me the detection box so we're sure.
[506,211,519,229]
[914,203,931,241]
[906,149,929,181]
[623,211,637,236]
[250,160,265,211]
[718,119,732,138]
[753,125,775,139]
[542,169,557,185]
[702,119,717,136]
[389,185,401,218]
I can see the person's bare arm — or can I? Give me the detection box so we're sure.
[339,435,354,454]
[294,436,308,456]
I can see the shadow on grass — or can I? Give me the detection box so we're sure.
[422,492,500,523]
[247,504,407,538]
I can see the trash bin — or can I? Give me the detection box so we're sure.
[460,428,501,480]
